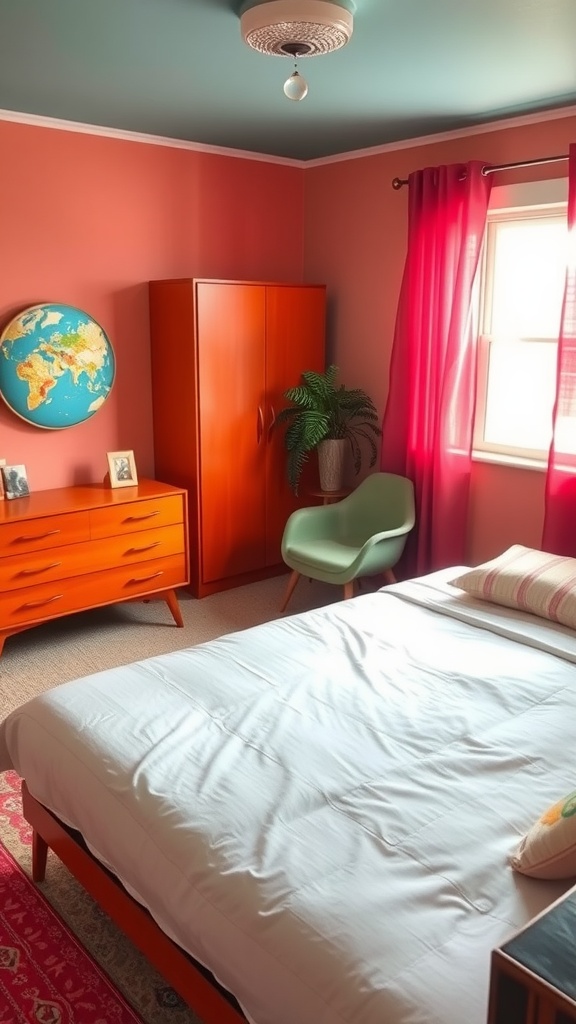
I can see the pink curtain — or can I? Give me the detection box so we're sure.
[381,161,492,577]
[542,142,576,556]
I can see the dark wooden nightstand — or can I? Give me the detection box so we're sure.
[488,885,576,1024]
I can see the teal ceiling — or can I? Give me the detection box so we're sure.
[1,0,575,161]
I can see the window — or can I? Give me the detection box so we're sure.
[473,180,570,466]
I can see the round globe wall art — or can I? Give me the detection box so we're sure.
[0,303,116,429]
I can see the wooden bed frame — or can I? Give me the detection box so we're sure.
[21,781,246,1024]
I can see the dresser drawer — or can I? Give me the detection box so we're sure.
[0,524,186,593]
[0,554,187,629]
[90,495,184,539]
[0,480,189,654]
[0,511,91,557]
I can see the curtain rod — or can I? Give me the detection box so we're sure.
[391,153,568,190]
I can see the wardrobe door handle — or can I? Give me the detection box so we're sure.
[257,406,264,443]
[268,405,276,441]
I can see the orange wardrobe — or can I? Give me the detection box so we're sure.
[148,279,326,598]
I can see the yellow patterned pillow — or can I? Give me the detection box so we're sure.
[510,791,576,879]
[450,545,576,629]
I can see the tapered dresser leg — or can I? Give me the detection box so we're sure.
[164,589,184,628]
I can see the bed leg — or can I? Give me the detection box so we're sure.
[32,830,48,882]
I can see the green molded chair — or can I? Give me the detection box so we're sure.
[280,472,415,612]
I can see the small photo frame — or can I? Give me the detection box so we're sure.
[2,463,30,500]
[107,450,138,488]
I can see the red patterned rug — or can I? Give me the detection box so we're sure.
[0,772,201,1024]
[0,824,142,1024]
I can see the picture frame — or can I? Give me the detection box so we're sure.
[107,450,138,489]
[1,463,30,500]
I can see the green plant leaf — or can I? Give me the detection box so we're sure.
[274,365,380,493]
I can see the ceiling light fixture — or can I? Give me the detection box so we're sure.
[240,0,354,101]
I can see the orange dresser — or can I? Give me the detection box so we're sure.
[0,479,189,655]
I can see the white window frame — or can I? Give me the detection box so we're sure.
[472,178,569,470]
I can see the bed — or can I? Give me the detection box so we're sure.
[1,558,576,1024]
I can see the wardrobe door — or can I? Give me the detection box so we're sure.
[264,284,326,564]
[196,282,268,583]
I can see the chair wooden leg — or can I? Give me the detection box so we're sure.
[343,581,355,600]
[382,569,397,585]
[281,570,301,612]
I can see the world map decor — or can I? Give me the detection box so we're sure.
[0,303,115,429]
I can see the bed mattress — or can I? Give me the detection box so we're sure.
[1,569,576,1024]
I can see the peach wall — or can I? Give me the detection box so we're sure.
[3,111,574,568]
[0,120,305,491]
[304,112,576,564]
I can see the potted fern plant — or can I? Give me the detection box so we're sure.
[276,364,380,495]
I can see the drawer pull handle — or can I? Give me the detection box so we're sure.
[128,571,164,584]
[127,542,161,554]
[21,594,63,609]
[19,562,62,577]
[16,530,61,543]
[124,511,160,522]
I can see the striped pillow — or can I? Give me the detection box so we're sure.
[450,545,576,629]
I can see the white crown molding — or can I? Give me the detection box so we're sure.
[306,104,576,167]
[0,108,304,167]
[1,102,575,169]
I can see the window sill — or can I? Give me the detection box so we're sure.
[472,450,547,472]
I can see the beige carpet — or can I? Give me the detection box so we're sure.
[0,571,346,1023]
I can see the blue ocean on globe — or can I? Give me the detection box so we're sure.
[0,303,115,429]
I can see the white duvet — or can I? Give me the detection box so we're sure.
[1,569,576,1024]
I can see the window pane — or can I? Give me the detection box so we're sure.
[484,341,556,450]
[490,219,567,338]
